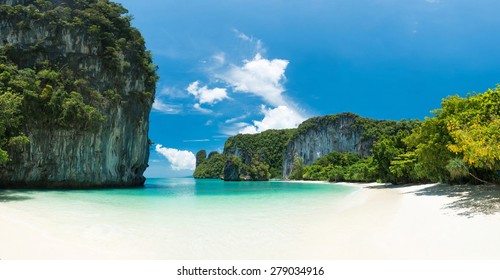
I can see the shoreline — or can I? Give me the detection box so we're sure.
[1,181,500,259]
[280,179,390,188]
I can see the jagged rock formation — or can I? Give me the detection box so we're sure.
[0,0,156,187]
[282,113,378,178]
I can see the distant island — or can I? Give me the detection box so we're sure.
[0,0,157,188]
[194,86,500,186]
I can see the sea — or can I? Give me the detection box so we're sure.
[0,178,359,259]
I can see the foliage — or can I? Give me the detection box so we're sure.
[301,152,377,183]
[446,157,470,180]
[224,129,295,178]
[348,158,378,182]
[442,88,500,171]
[193,152,227,179]
[199,85,499,185]
[0,90,26,164]
[402,85,500,184]
[0,0,158,164]
[0,0,158,92]
[371,129,416,183]
[313,151,360,167]
[195,150,207,167]
[292,112,421,143]
[208,151,219,159]
[404,114,454,182]
[243,157,270,181]
[396,85,500,184]
[289,157,304,180]
[389,151,422,184]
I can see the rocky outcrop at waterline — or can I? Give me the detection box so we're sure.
[0,0,157,188]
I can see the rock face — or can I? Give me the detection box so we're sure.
[282,113,374,178]
[223,159,241,181]
[0,0,155,187]
[222,129,294,179]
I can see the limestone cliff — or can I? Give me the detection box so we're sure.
[282,113,378,178]
[0,0,157,187]
[223,129,295,179]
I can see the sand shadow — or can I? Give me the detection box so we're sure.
[0,191,33,203]
[409,184,500,217]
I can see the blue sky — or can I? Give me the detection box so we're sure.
[115,0,500,178]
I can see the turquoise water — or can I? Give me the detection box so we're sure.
[1,178,358,259]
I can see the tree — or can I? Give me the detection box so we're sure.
[208,151,219,159]
[0,90,27,164]
[289,157,304,180]
[195,150,207,167]
[193,153,226,179]
[404,114,454,182]
[372,136,402,182]
[446,157,491,184]
[442,87,500,172]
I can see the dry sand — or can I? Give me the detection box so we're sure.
[1,183,500,259]
[305,183,500,259]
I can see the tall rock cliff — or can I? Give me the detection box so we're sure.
[0,0,157,187]
[282,113,378,178]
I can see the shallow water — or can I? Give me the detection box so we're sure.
[1,178,357,259]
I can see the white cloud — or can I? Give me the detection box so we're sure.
[193,103,213,114]
[187,81,228,105]
[160,86,188,99]
[213,53,226,65]
[152,98,182,114]
[239,124,258,134]
[235,29,252,42]
[239,105,306,134]
[152,85,184,114]
[155,144,196,171]
[225,113,250,124]
[220,121,250,136]
[221,53,289,107]
[183,139,210,143]
[233,29,264,53]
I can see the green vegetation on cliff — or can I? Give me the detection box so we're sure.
[193,83,500,185]
[223,129,295,178]
[296,86,500,185]
[193,129,293,180]
[291,112,420,143]
[0,0,158,165]
[0,0,158,88]
[193,151,226,179]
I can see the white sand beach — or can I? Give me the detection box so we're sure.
[306,183,500,259]
[1,182,500,260]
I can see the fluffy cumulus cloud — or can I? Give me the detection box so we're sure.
[221,54,289,107]
[187,81,228,105]
[155,144,196,170]
[239,105,306,134]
